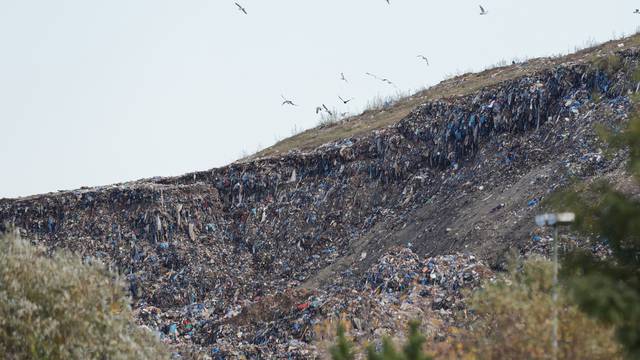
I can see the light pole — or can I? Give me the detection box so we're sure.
[535,212,575,360]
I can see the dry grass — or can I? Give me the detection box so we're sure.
[246,33,640,161]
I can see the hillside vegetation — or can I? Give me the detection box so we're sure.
[2,33,640,357]
[248,34,640,160]
[0,233,168,360]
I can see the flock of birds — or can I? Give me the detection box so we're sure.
[231,3,494,117]
[230,4,640,118]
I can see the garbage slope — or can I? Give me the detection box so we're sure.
[0,44,636,357]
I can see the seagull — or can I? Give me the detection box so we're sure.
[340,72,348,83]
[281,95,297,107]
[417,55,429,65]
[479,5,488,15]
[338,96,353,104]
[635,9,640,14]
[365,72,386,82]
[365,72,378,81]
[322,104,333,116]
[381,78,394,86]
[235,2,247,14]
[366,72,396,87]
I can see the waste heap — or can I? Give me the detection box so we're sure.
[186,246,493,357]
[1,44,638,357]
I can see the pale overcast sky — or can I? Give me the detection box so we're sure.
[1,1,638,198]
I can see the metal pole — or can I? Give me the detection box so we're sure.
[552,224,559,360]
[536,212,574,360]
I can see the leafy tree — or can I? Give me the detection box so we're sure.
[554,103,640,358]
[460,257,621,360]
[330,323,355,360]
[331,321,431,360]
[0,232,168,359]
[400,321,429,360]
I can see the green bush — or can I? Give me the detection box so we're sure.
[0,233,168,359]
[367,321,431,360]
[330,323,355,360]
[330,321,432,360]
[554,99,640,358]
[594,54,623,75]
[462,258,621,359]
[631,67,640,84]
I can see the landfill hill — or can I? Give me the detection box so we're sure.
[1,34,639,357]
[249,35,640,160]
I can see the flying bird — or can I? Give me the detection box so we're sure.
[366,72,395,87]
[340,72,348,83]
[322,104,333,116]
[386,0,390,4]
[635,9,640,14]
[367,72,391,83]
[235,2,247,14]
[479,5,488,15]
[417,55,429,65]
[365,72,384,81]
[315,106,323,114]
[338,96,353,104]
[281,95,297,107]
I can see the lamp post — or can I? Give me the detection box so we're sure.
[535,212,575,360]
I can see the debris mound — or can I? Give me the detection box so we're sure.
[1,40,638,357]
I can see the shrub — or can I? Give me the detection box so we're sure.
[330,321,432,360]
[364,91,408,112]
[631,67,640,84]
[0,233,168,359]
[594,54,623,75]
[366,321,431,360]
[461,257,621,360]
[330,323,355,360]
[318,109,341,127]
[554,100,640,358]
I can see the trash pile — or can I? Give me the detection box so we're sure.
[346,247,493,344]
[1,46,638,357]
[164,246,493,358]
